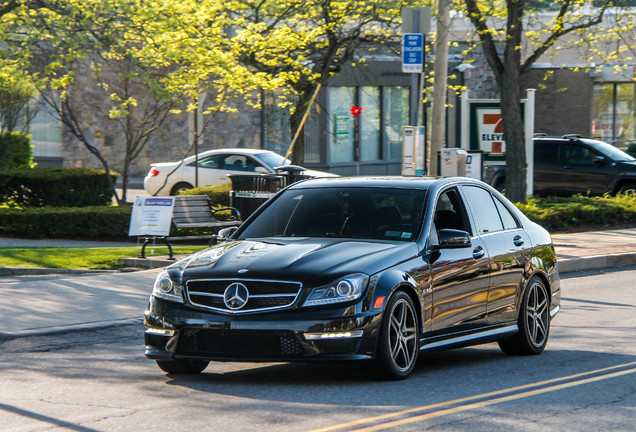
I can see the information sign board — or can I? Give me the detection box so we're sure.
[128,197,175,236]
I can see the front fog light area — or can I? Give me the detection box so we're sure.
[152,270,184,303]
[303,273,368,307]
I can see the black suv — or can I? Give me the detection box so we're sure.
[484,135,636,196]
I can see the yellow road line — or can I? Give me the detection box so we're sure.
[307,361,636,432]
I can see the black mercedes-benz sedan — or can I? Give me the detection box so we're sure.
[144,176,560,380]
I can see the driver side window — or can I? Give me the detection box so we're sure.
[430,188,472,245]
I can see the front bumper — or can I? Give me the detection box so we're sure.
[144,296,383,362]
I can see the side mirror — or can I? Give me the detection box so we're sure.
[254,166,268,174]
[434,229,472,249]
[217,226,238,242]
[593,155,606,166]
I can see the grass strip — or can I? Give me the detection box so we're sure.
[0,245,208,270]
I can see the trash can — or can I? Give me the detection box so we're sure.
[228,174,284,219]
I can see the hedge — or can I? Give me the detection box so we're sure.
[0,132,32,169]
[0,206,132,239]
[516,194,636,232]
[0,194,634,240]
[179,183,231,206]
[0,168,119,207]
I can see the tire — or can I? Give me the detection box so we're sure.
[494,179,506,194]
[373,291,420,380]
[617,183,636,196]
[170,182,194,196]
[498,277,550,355]
[156,359,209,374]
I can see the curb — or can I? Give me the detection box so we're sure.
[558,252,636,273]
[119,257,176,269]
[0,267,117,277]
[0,318,143,340]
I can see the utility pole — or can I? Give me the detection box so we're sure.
[430,0,450,176]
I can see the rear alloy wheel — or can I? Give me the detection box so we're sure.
[156,359,209,374]
[617,183,636,196]
[499,277,550,355]
[374,291,420,380]
[170,182,194,196]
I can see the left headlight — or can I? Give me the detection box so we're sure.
[152,270,184,303]
[303,273,369,307]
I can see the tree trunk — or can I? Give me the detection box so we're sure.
[500,1,527,204]
[289,90,313,166]
[430,0,451,176]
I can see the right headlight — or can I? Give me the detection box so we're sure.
[151,270,184,303]
[303,273,369,307]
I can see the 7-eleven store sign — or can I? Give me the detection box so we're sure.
[477,109,505,154]
[460,89,535,195]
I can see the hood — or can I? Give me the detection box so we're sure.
[168,238,417,285]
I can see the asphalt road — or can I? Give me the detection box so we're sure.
[1,267,635,432]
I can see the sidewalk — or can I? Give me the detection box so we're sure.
[1,228,635,339]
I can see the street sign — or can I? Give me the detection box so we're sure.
[402,33,423,73]
[402,7,431,34]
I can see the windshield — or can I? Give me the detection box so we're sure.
[588,140,636,162]
[256,152,291,170]
[238,187,428,241]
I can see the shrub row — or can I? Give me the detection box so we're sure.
[179,183,231,206]
[0,194,634,240]
[0,206,132,239]
[0,168,119,207]
[0,132,32,169]
[516,194,636,232]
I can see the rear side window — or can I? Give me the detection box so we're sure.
[462,186,504,234]
[493,198,519,230]
[534,141,558,161]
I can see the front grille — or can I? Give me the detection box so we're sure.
[177,328,304,358]
[185,278,302,314]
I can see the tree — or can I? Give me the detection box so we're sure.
[1,0,280,203]
[456,0,620,203]
[0,66,36,134]
[230,0,409,165]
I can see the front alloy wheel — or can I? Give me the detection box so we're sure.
[374,291,419,380]
[499,277,550,355]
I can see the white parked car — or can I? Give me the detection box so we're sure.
[144,148,337,196]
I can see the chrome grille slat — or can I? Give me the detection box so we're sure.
[185,278,302,314]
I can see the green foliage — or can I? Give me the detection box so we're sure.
[0,69,35,133]
[0,245,207,270]
[0,206,132,239]
[0,168,119,207]
[179,183,231,206]
[0,132,33,169]
[516,194,636,232]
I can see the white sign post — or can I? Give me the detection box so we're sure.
[401,126,426,175]
[128,197,175,237]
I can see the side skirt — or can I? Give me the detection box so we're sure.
[420,324,518,352]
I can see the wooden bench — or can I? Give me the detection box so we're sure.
[140,195,241,259]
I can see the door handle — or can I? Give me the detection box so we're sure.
[472,246,485,260]
[513,235,524,247]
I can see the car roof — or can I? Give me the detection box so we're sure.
[533,134,606,146]
[287,176,486,190]
[198,148,275,156]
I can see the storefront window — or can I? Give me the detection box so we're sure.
[329,86,355,163]
[592,83,636,149]
[360,87,380,161]
[384,86,410,160]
